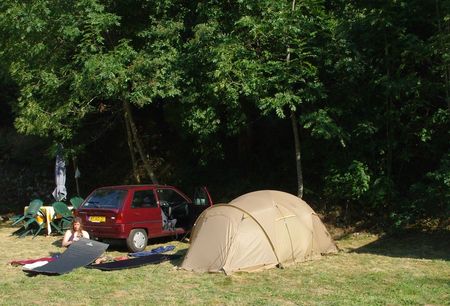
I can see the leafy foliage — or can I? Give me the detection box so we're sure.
[324,160,371,202]
[0,0,448,229]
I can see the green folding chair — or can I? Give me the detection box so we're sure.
[69,196,84,209]
[50,201,74,234]
[11,199,43,226]
[11,199,46,238]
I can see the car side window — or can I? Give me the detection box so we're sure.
[84,189,127,209]
[131,190,157,208]
[156,189,187,206]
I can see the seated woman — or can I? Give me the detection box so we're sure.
[62,217,90,247]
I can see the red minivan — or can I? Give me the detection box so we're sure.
[75,185,213,252]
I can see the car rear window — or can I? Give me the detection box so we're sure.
[82,189,127,209]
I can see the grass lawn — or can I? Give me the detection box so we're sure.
[0,222,448,306]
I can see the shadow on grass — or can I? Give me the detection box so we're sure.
[51,238,63,247]
[171,248,187,266]
[0,221,17,230]
[351,230,450,261]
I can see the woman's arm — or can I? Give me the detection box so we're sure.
[82,230,90,239]
[62,230,72,247]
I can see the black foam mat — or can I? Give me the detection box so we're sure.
[25,238,109,275]
[87,254,181,271]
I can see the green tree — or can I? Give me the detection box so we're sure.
[0,0,185,183]
[182,0,329,198]
[323,0,450,224]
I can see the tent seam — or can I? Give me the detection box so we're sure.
[224,204,281,265]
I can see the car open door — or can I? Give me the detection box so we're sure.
[189,186,213,227]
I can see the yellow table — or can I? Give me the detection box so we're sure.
[23,206,73,235]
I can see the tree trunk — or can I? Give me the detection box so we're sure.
[72,157,80,196]
[287,0,303,198]
[436,0,450,110]
[290,110,304,198]
[384,32,393,206]
[123,109,141,183]
[123,101,159,184]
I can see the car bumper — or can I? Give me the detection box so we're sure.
[84,224,129,239]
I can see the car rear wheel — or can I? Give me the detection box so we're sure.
[126,229,147,252]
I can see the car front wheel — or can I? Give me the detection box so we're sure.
[126,229,148,252]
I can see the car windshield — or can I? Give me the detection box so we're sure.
[82,189,127,209]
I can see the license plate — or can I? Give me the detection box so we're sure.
[89,216,106,223]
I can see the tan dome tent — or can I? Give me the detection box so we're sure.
[181,190,337,274]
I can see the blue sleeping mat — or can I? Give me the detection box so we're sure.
[25,238,109,275]
[87,254,181,271]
